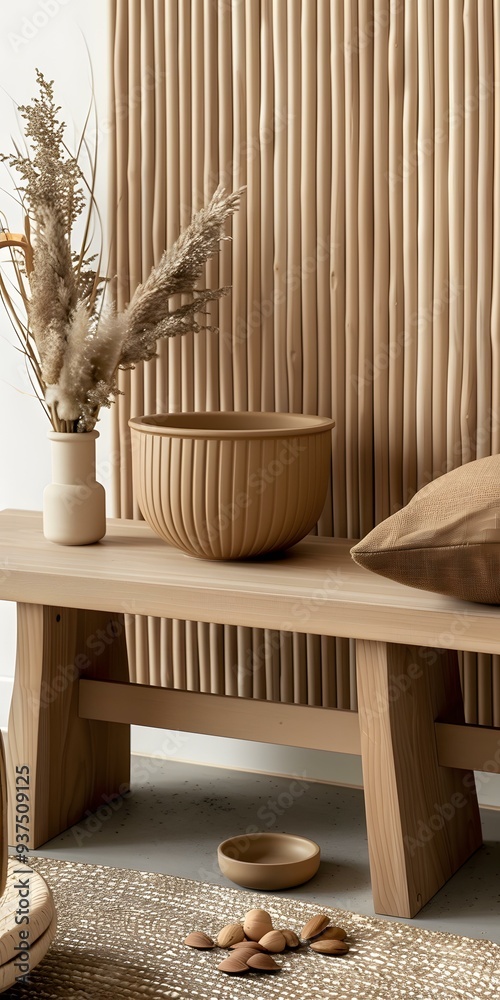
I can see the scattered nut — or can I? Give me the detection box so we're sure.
[230,941,266,952]
[217,957,249,974]
[183,932,214,949]
[217,922,245,948]
[246,953,281,972]
[243,908,273,942]
[259,930,287,953]
[185,908,353,977]
[229,946,260,962]
[281,928,300,948]
[310,939,350,956]
[300,914,330,940]
[315,926,347,942]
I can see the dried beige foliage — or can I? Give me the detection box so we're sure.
[0,72,242,431]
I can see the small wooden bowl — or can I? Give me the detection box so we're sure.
[218,833,320,890]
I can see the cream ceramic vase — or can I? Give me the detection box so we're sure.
[43,430,106,545]
[0,731,7,899]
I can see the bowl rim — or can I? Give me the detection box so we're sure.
[129,411,335,439]
[217,832,321,868]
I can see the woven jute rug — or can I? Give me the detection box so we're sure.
[3,857,498,999]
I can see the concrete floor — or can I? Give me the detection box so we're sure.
[27,755,500,943]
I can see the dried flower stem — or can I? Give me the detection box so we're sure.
[0,72,243,432]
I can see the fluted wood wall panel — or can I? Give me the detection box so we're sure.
[109,0,500,726]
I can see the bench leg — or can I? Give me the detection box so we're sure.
[7,604,130,849]
[356,639,482,918]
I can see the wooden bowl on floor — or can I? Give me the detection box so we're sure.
[218,832,321,890]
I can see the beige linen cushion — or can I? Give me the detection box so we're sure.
[350,455,500,604]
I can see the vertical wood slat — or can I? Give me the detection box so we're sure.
[462,0,479,466]
[388,0,405,513]
[476,0,495,726]
[272,0,288,414]
[416,0,434,487]
[108,0,120,520]
[203,0,226,694]
[286,0,303,413]
[432,1,449,482]
[402,0,418,505]
[447,1,465,473]
[192,0,206,415]
[174,0,200,695]
[357,0,374,538]
[114,0,131,518]
[110,2,500,728]
[343,0,359,538]
[273,1,293,704]
[246,0,262,412]
[476,0,494,461]
[373,0,390,524]
[179,0,194,413]
[231,0,248,412]
[491,4,500,728]
[125,0,147,681]
[316,0,336,698]
[462,0,480,723]
[330,1,349,709]
[301,0,321,705]
[260,0,275,412]
[218,0,234,411]
[141,0,160,681]
[128,0,145,438]
[316,0,333,538]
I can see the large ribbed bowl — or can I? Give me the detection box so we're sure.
[129,412,334,560]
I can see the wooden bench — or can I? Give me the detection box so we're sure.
[2,509,499,918]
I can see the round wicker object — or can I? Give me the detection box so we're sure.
[0,860,56,992]
[0,736,6,901]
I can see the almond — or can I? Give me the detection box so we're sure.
[315,926,347,942]
[217,957,249,974]
[184,932,214,949]
[217,923,245,948]
[300,914,330,940]
[228,946,260,962]
[243,909,273,942]
[230,941,265,952]
[310,939,350,956]
[281,928,300,948]
[247,953,281,972]
[259,930,287,953]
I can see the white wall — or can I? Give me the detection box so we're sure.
[0,0,114,724]
[0,1,498,810]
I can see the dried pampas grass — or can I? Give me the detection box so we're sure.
[0,72,243,432]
